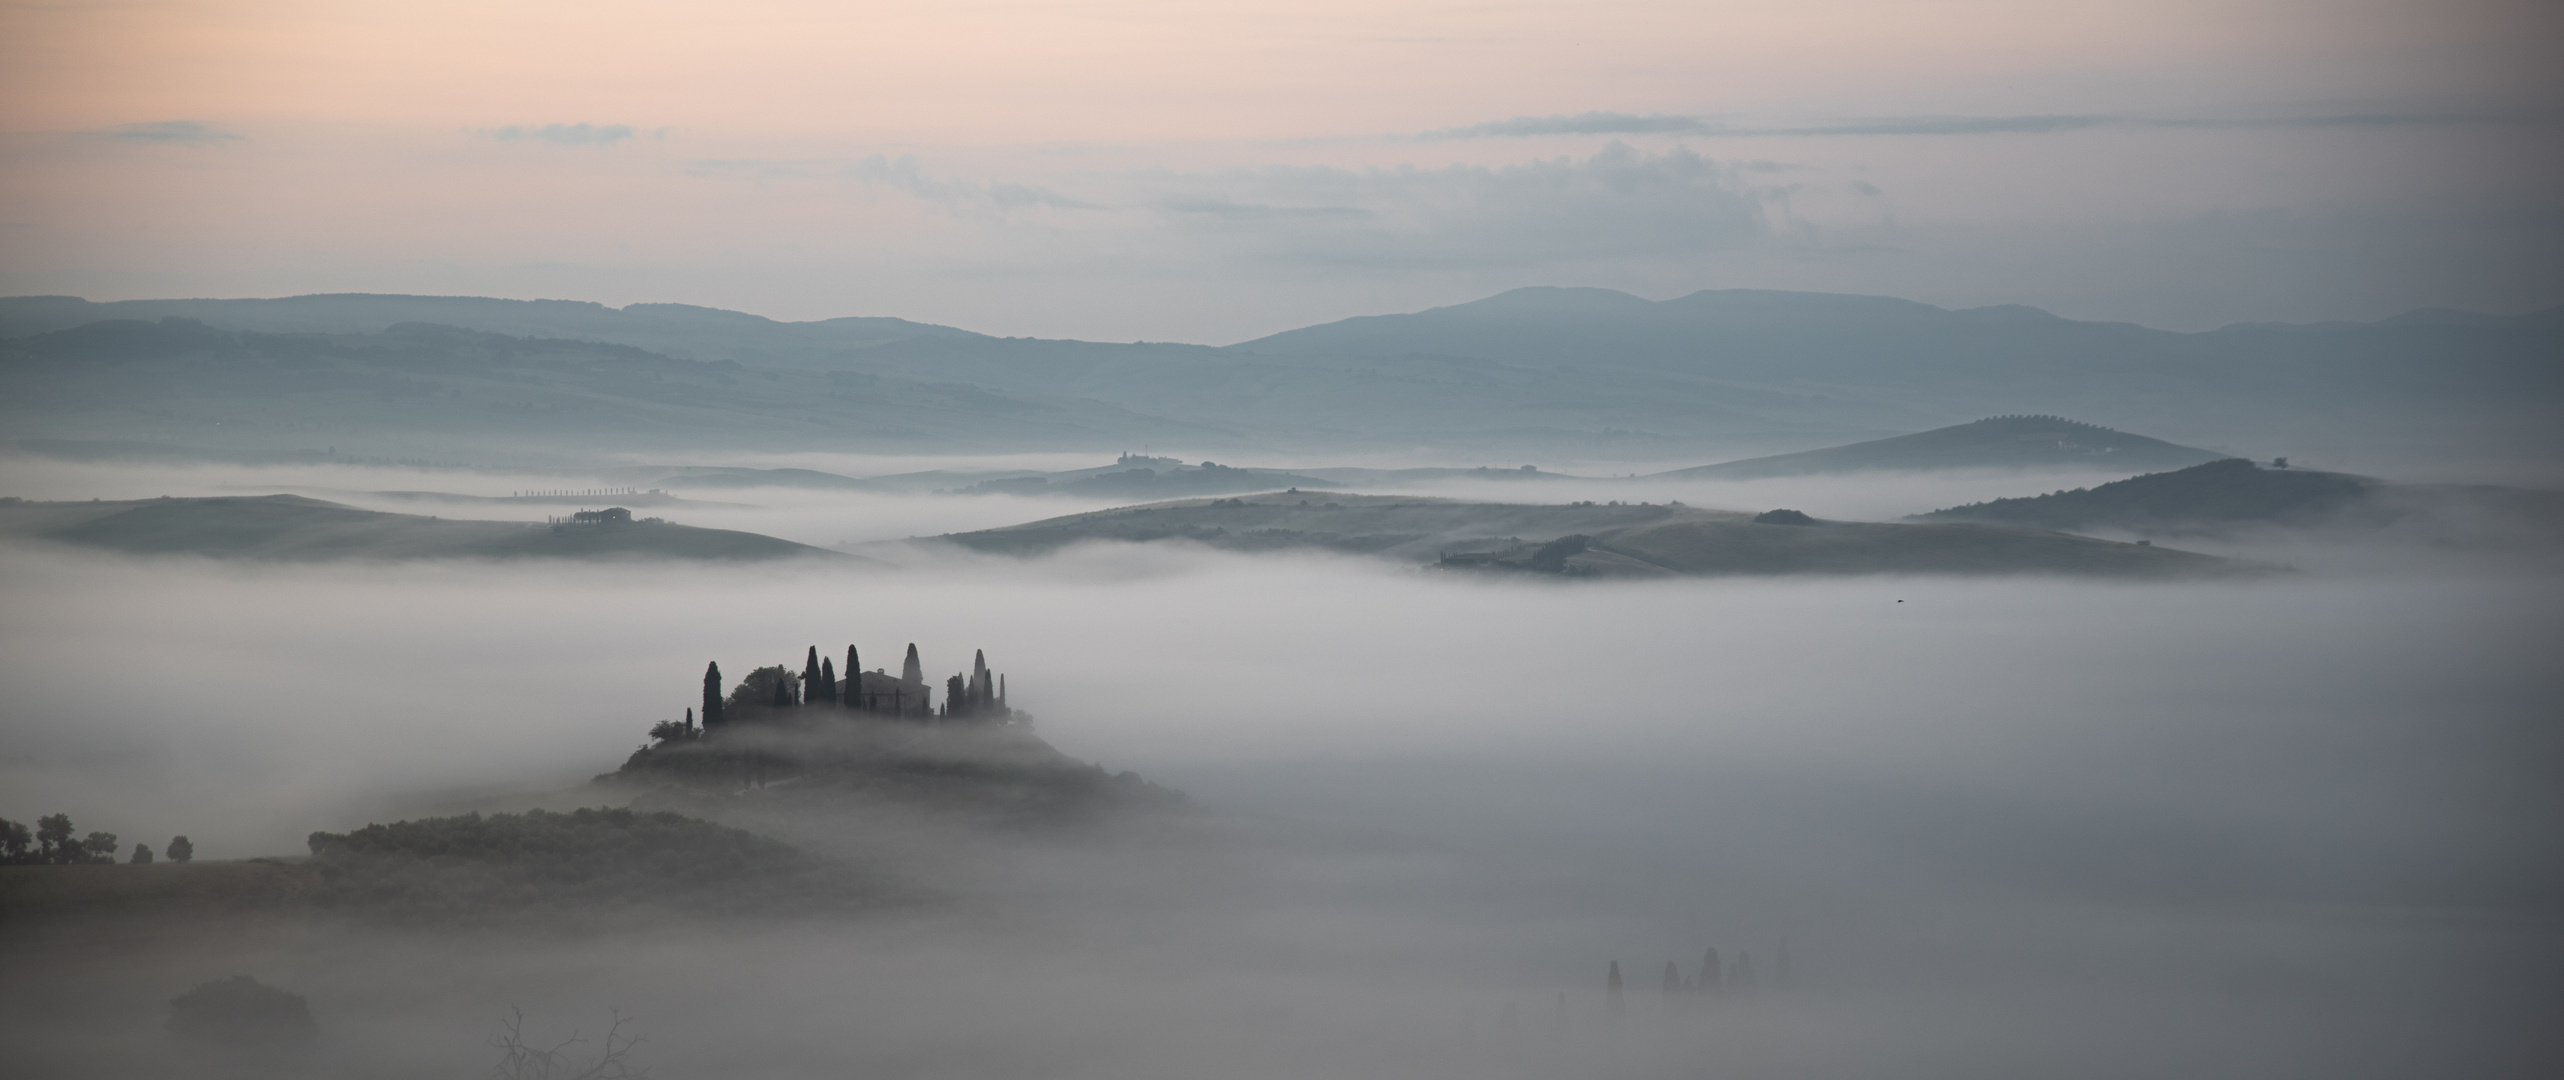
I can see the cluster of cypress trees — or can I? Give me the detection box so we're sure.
[680,642,1013,737]
[1604,940,1791,1013]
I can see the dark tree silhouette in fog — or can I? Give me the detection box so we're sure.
[701,662,725,729]
[0,818,30,862]
[167,834,193,863]
[802,647,822,707]
[1663,961,1683,996]
[131,842,153,864]
[818,657,836,705]
[1698,947,1722,993]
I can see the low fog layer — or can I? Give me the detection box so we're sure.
[4,531,2560,1075]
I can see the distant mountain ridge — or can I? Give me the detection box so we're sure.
[1652,416,2224,479]
[6,288,2557,465]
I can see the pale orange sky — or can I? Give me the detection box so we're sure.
[3,0,2557,339]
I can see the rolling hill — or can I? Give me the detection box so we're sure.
[0,495,839,561]
[1652,416,2224,479]
[925,491,2245,578]
[1912,457,2564,552]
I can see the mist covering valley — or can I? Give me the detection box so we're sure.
[3,434,2560,1077]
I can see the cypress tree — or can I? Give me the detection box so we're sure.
[902,643,923,685]
[1698,947,1722,993]
[702,662,725,729]
[846,646,862,710]
[802,647,822,706]
[1663,961,1682,996]
[772,675,792,707]
[819,657,837,705]
[684,707,695,735]
[946,674,966,718]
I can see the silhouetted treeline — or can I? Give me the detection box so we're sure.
[0,813,190,866]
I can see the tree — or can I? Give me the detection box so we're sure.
[82,831,120,863]
[818,657,837,705]
[1697,947,1722,993]
[1529,534,1589,572]
[489,1008,644,1080]
[1662,960,1682,996]
[946,674,967,718]
[647,719,692,746]
[802,647,822,706]
[0,818,29,863]
[729,666,799,712]
[1606,961,1624,1013]
[845,647,861,709]
[701,662,725,730]
[901,643,922,685]
[167,835,194,863]
[131,843,154,864]
[35,813,74,863]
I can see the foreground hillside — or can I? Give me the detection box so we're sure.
[1654,416,2224,479]
[0,495,836,561]
[930,492,2245,578]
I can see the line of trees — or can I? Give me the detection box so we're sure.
[0,813,192,865]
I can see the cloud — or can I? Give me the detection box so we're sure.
[1417,111,2541,140]
[85,120,242,145]
[845,155,1102,213]
[1141,143,1771,268]
[484,123,639,146]
[1417,111,1708,140]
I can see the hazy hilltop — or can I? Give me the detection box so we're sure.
[0,494,838,561]
[6,287,2558,465]
[1237,287,2564,462]
[1654,416,2224,479]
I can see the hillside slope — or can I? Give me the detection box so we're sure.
[1,495,839,561]
[933,492,1718,560]
[929,492,2244,578]
[1654,416,2223,479]
[1914,458,2374,532]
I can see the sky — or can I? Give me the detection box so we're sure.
[2,0,2560,342]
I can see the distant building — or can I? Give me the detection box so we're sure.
[571,507,633,524]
